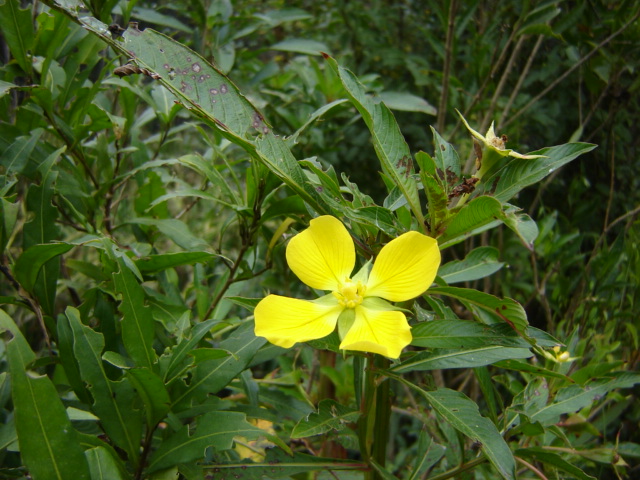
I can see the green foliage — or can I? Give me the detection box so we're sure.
[1,0,638,479]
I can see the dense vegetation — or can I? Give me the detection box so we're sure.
[0,0,638,479]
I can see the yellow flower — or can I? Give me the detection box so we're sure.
[254,216,441,359]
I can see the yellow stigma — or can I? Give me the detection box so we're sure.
[333,279,366,309]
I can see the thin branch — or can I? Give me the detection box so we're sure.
[502,9,640,129]
[499,34,544,126]
[437,0,457,133]
[516,456,549,480]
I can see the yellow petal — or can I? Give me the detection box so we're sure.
[339,305,411,359]
[286,216,355,291]
[254,295,342,348]
[366,232,440,302]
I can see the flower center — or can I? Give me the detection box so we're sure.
[334,279,366,309]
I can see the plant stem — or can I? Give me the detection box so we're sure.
[358,354,391,480]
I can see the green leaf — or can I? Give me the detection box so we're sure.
[64,307,142,463]
[0,0,34,73]
[112,259,157,369]
[85,446,128,480]
[146,412,266,474]
[128,218,210,251]
[429,286,529,337]
[324,54,424,225]
[203,449,363,479]
[22,148,65,314]
[438,196,503,248]
[0,197,19,253]
[291,399,360,439]
[135,251,218,274]
[160,319,219,383]
[494,359,571,381]
[270,38,330,55]
[431,127,461,181]
[378,91,436,115]
[126,368,171,428]
[408,432,446,480]
[411,320,556,349]
[394,346,531,372]
[529,373,640,425]
[13,243,73,294]
[516,448,596,480]
[499,207,539,250]
[0,79,19,97]
[1,311,91,480]
[438,247,504,283]
[171,323,266,409]
[419,388,515,480]
[486,143,597,202]
[0,129,43,175]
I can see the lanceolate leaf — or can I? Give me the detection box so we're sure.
[171,323,266,409]
[324,54,424,226]
[485,143,597,202]
[112,259,156,369]
[13,243,73,294]
[529,373,640,425]
[291,399,360,439]
[394,346,532,372]
[1,311,91,480]
[84,446,128,480]
[126,368,171,428]
[438,196,503,248]
[411,320,559,349]
[429,286,529,337]
[420,388,515,480]
[64,308,142,463]
[204,449,364,479]
[146,411,266,473]
[438,246,504,283]
[0,0,35,74]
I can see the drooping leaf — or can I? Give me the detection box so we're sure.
[291,399,360,439]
